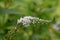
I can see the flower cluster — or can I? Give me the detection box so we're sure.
[17,16,50,27]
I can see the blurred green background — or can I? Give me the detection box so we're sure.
[0,0,60,40]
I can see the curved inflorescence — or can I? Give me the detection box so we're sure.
[17,16,51,27]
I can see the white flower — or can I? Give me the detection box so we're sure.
[17,18,23,24]
[52,21,60,31]
[17,16,31,27]
[17,16,50,27]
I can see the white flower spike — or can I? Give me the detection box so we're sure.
[17,16,51,27]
